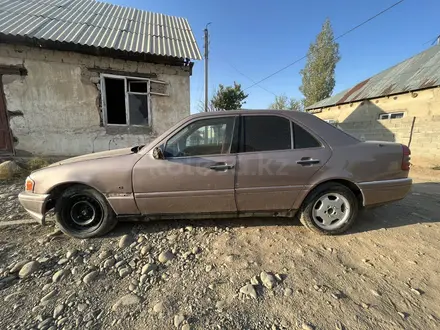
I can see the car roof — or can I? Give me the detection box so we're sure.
[190,109,306,119]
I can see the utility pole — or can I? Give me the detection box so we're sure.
[204,23,211,112]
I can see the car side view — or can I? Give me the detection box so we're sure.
[18,110,412,238]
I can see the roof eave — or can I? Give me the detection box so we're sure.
[0,34,201,66]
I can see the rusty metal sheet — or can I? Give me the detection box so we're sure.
[0,0,202,60]
[307,45,440,109]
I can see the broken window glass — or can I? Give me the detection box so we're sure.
[128,94,148,125]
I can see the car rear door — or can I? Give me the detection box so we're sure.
[132,115,238,215]
[235,114,331,212]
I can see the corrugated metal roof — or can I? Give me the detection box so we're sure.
[307,45,440,110]
[0,0,202,60]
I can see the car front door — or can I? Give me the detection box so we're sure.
[235,114,331,212]
[132,115,238,215]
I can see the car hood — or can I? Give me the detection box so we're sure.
[50,147,136,166]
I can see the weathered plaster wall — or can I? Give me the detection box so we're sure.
[0,44,191,156]
[311,88,440,167]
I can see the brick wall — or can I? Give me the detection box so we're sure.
[311,87,440,167]
[337,116,440,167]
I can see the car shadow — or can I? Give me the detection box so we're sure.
[107,182,440,238]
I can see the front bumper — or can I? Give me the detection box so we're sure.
[18,192,51,225]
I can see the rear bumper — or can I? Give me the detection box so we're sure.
[18,192,50,225]
[359,178,412,207]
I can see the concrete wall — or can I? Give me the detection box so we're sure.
[310,88,440,167]
[0,44,191,156]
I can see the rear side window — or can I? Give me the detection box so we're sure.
[293,123,321,149]
[241,116,291,152]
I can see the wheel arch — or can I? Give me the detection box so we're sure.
[298,178,364,210]
[45,182,114,213]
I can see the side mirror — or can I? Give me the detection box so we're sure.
[152,147,164,160]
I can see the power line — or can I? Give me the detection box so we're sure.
[222,59,277,96]
[243,0,406,91]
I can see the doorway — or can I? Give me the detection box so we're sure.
[0,80,13,154]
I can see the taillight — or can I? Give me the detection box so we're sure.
[25,177,35,192]
[401,145,411,171]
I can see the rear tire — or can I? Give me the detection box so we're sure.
[298,183,358,235]
[55,185,117,238]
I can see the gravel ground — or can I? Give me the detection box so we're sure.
[0,172,439,330]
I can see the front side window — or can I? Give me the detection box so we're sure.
[164,117,236,157]
[240,116,292,152]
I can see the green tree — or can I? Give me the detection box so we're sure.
[211,82,248,110]
[269,95,303,111]
[300,18,340,108]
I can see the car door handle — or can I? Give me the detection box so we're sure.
[296,158,320,166]
[209,163,235,171]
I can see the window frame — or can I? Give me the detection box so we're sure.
[162,115,239,159]
[100,73,166,127]
[378,112,405,120]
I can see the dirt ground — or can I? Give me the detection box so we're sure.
[0,169,439,330]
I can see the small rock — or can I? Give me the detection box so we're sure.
[398,311,407,319]
[99,250,112,260]
[215,300,226,309]
[66,249,78,259]
[153,302,164,313]
[275,274,282,282]
[47,229,63,237]
[58,258,69,265]
[361,302,370,309]
[103,258,116,268]
[119,268,131,278]
[139,275,147,285]
[205,265,213,272]
[167,234,178,241]
[174,314,185,328]
[250,276,259,285]
[140,245,151,255]
[10,260,29,273]
[182,325,190,330]
[53,304,64,318]
[77,303,88,312]
[115,260,126,269]
[141,263,157,275]
[260,271,276,289]
[52,269,68,283]
[129,284,136,291]
[158,251,175,263]
[83,271,99,284]
[284,288,293,296]
[371,289,381,297]
[192,247,201,254]
[112,294,141,311]
[302,323,315,330]
[118,235,134,249]
[37,317,53,329]
[411,288,423,295]
[240,284,257,299]
[41,289,57,302]
[19,261,40,278]
[185,226,194,232]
